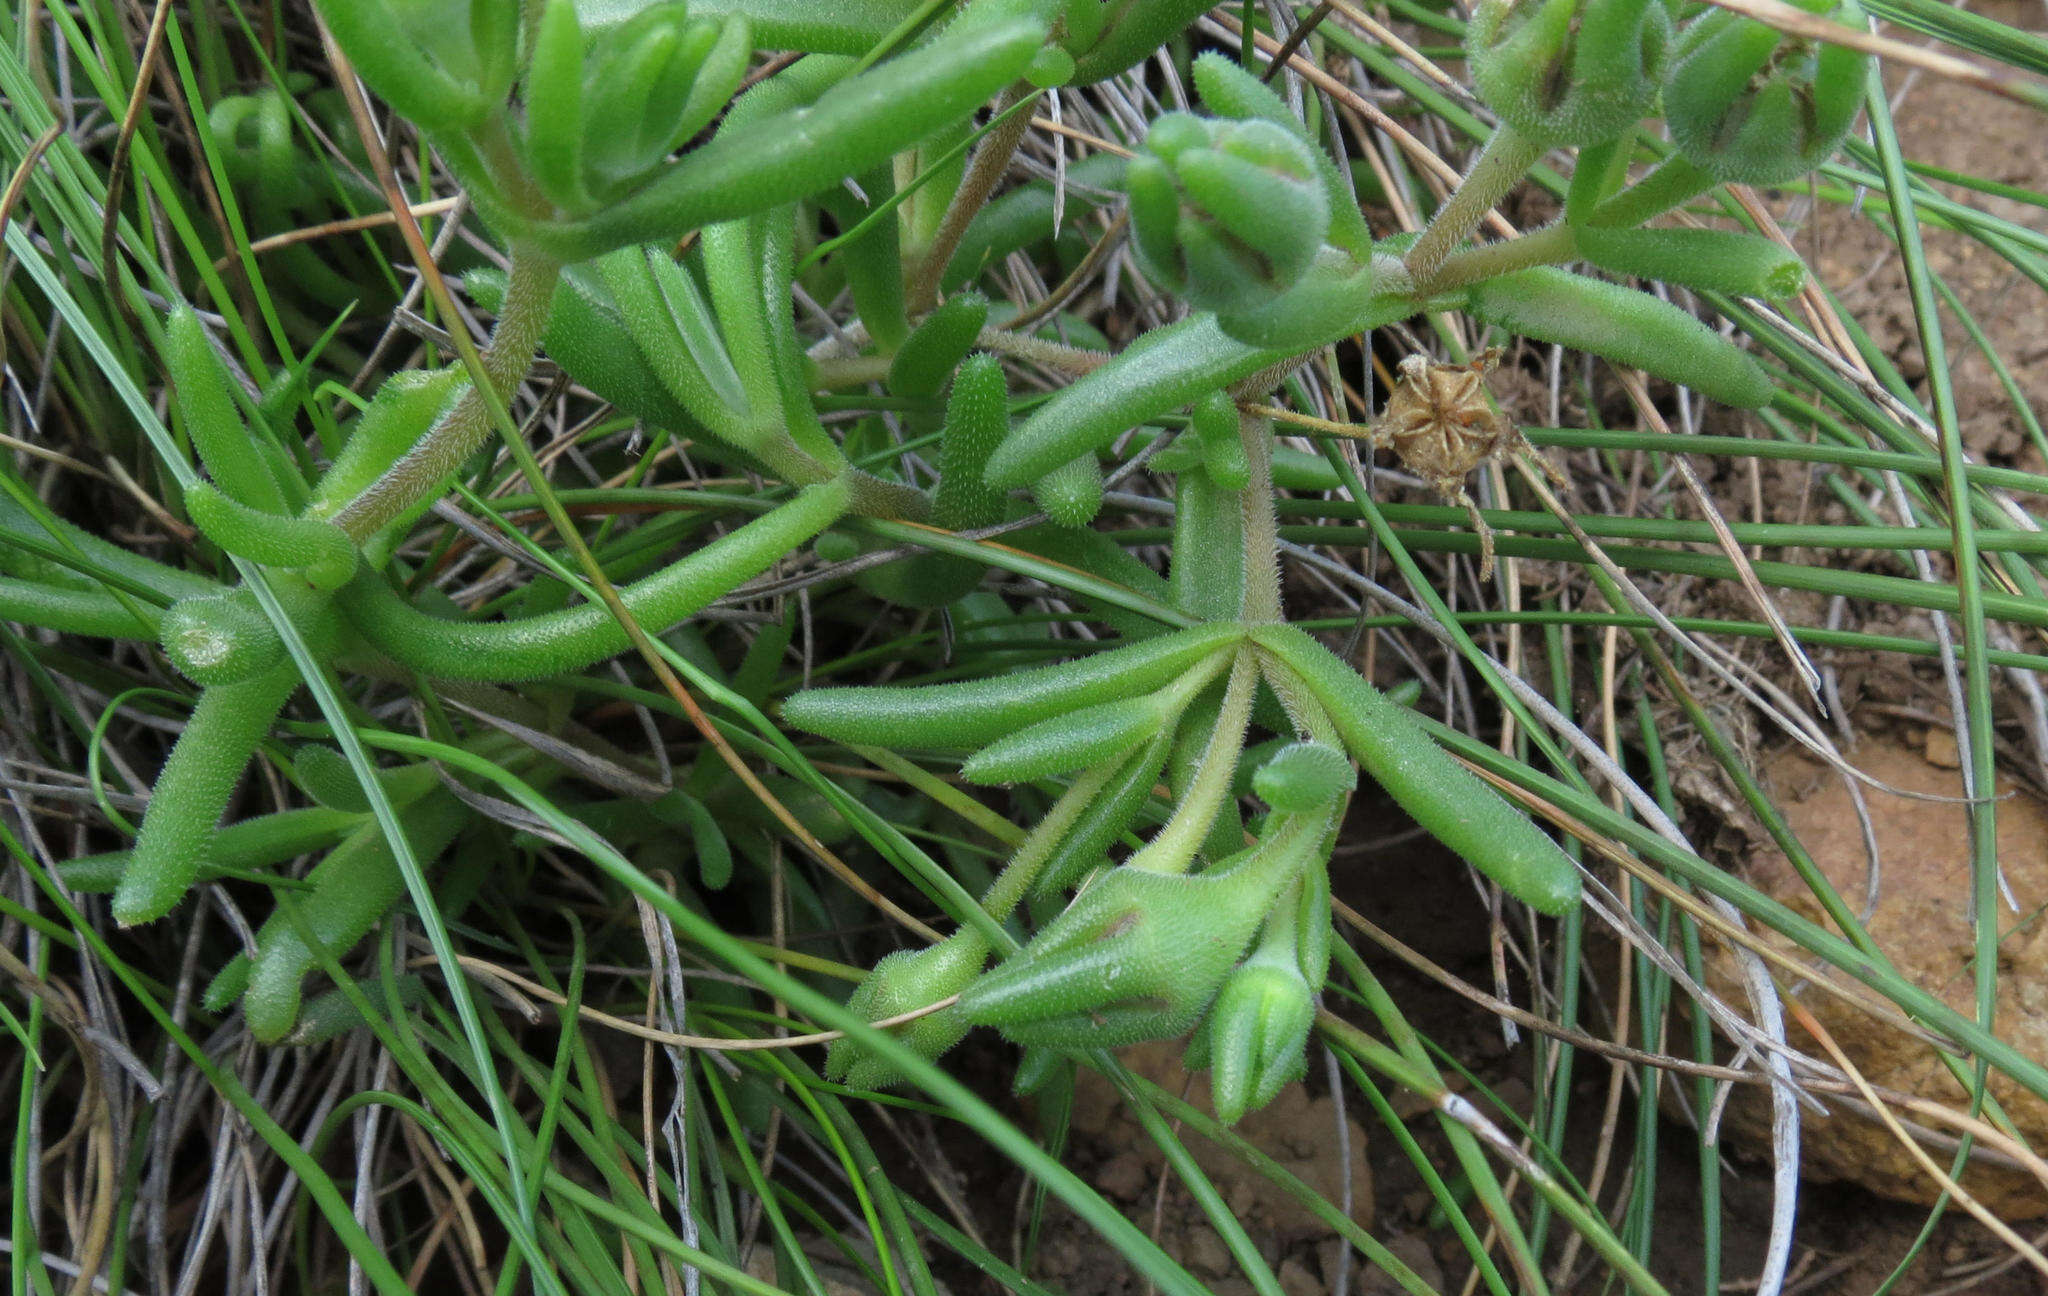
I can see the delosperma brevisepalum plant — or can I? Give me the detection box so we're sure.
[9,0,1887,1134]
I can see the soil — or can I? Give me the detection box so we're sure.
[1702,740,2048,1218]
[1808,6,2048,470]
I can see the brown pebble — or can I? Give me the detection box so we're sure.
[1096,1149,1151,1201]
[1187,1231,1234,1277]
[1279,1256,1326,1296]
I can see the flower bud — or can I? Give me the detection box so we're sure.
[1127,114,1332,316]
[825,931,990,1091]
[1206,951,1315,1124]
[1663,0,1871,185]
[1466,0,1671,147]
[1251,741,1356,813]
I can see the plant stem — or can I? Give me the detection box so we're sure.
[1239,411,1283,624]
[1128,648,1258,874]
[331,246,562,542]
[908,83,1039,313]
[845,470,933,520]
[1403,124,1544,290]
[975,326,1110,374]
[979,761,1120,925]
[1422,221,1577,295]
[1586,154,1717,229]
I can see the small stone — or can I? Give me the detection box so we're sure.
[1188,1231,1234,1277]
[1097,1150,1151,1201]
[1923,727,1961,768]
[1314,1239,1346,1289]
[1279,1257,1325,1296]
[1226,1180,1259,1219]
[1360,1232,1444,1295]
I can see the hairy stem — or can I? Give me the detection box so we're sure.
[1403,124,1544,291]
[1421,221,1577,295]
[1586,154,1718,230]
[1238,411,1283,624]
[980,760,1121,923]
[1258,652,1343,747]
[331,245,561,541]
[975,325,1111,374]
[1128,647,1258,875]
[908,83,1038,314]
